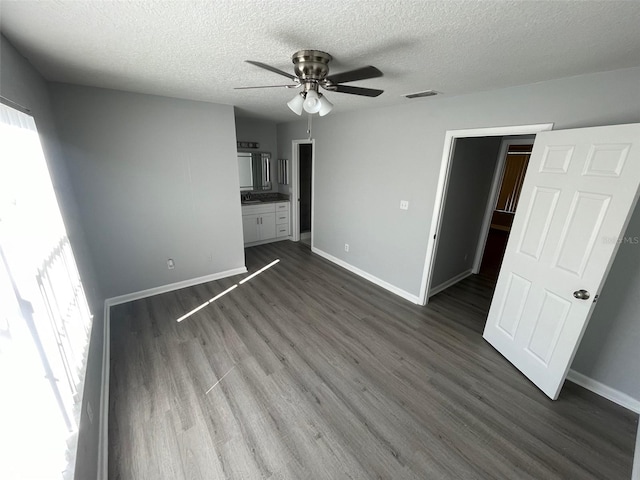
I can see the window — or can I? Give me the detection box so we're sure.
[0,103,92,479]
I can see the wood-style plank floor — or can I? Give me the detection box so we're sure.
[109,241,638,479]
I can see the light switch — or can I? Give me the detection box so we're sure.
[400,200,409,210]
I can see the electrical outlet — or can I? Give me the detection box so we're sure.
[167,258,175,269]
[400,200,409,210]
[344,243,349,252]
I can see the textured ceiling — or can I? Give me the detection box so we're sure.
[2,0,640,123]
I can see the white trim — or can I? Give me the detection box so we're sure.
[566,369,640,413]
[312,246,421,304]
[97,302,110,480]
[291,139,315,245]
[633,423,640,480]
[429,270,473,297]
[418,123,554,306]
[567,371,640,479]
[95,265,246,478]
[104,266,247,307]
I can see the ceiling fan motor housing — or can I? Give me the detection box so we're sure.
[292,50,332,84]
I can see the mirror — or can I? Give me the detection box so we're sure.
[238,152,271,191]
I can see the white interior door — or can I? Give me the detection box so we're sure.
[483,123,640,399]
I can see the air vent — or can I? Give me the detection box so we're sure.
[404,90,439,99]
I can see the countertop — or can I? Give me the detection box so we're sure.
[241,193,290,205]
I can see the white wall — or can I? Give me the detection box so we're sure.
[430,136,502,289]
[1,35,104,480]
[277,66,640,401]
[49,84,245,299]
[235,116,278,192]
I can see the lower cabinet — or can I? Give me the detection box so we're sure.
[242,202,289,245]
[242,212,275,243]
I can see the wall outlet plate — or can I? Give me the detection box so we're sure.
[400,200,409,210]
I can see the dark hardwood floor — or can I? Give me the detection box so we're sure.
[109,241,638,479]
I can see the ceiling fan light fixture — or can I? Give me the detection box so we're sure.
[287,93,304,115]
[318,94,333,116]
[241,51,384,117]
[303,89,322,114]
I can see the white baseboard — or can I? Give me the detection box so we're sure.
[566,371,640,478]
[566,369,640,414]
[104,266,247,307]
[96,265,247,479]
[97,302,110,480]
[311,247,421,304]
[429,270,473,297]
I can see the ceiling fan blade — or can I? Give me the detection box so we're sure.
[245,60,298,81]
[331,84,384,97]
[234,84,300,90]
[325,66,383,84]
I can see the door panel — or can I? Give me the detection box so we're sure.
[516,186,560,259]
[260,212,276,240]
[242,214,260,243]
[483,123,640,399]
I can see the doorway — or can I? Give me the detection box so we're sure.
[299,144,313,245]
[428,136,534,296]
[476,138,534,279]
[291,139,314,245]
[419,124,553,305]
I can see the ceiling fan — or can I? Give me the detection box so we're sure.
[236,50,384,116]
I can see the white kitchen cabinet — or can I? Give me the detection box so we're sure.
[241,202,289,245]
[275,202,290,238]
[241,213,261,243]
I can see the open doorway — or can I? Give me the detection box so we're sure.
[475,138,534,279]
[291,139,314,246]
[428,136,535,298]
[299,143,313,245]
[422,122,640,404]
[418,124,553,305]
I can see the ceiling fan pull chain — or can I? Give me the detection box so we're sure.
[307,113,312,140]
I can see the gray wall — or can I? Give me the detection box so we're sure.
[235,116,278,192]
[1,35,104,480]
[430,136,502,289]
[49,84,245,299]
[277,66,640,401]
[572,206,640,400]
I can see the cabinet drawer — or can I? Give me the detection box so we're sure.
[276,224,290,237]
[275,202,290,212]
[242,203,276,215]
[276,212,289,225]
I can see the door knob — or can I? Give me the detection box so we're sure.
[573,289,590,300]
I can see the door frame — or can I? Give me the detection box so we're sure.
[291,139,315,244]
[472,136,536,274]
[418,123,554,306]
